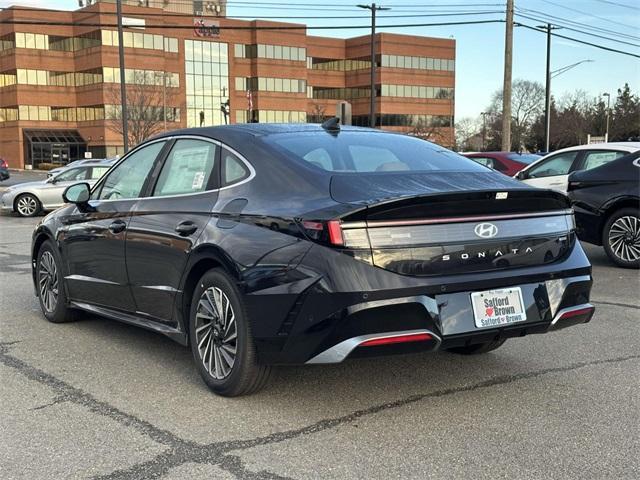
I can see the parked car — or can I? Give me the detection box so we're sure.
[568,150,640,268]
[31,123,594,397]
[0,158,9,181]
[515,142,640,192]
[463,152,541,176]
[1,161,112,217]
[47,157,117,177]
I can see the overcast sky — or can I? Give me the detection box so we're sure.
[3,0,639,120]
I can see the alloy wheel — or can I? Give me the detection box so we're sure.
[17,195,38,216]
[38,251,59,313]
[608,215,640,263]
[194,286,237,380]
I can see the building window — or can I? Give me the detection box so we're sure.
[380,84,453,99]
[236,77,306,94]
[380,54,454,72]
[234,43,306,61]
[185,39,229,128]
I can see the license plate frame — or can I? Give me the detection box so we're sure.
[470,287,527,329]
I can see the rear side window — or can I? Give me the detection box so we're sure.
[507,153,541,164]
[264,132,488,173]
[222,149,250,186]
[581,150,626,171]
[90,166,110,179]
[153,139,217,197]
[55,167,89,181]
[470,156,496,169]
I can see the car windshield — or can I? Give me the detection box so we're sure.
[507,153,541,164]
[264,132,489,173]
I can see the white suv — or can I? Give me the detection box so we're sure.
[515,142,640,192]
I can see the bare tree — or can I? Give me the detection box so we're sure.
[308,102,327,123]
[409,119,453,147]
[455,117,481,151]
[487,79,545,150]
[106,72,180,148]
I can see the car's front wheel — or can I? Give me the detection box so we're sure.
[37,240,80,323]
[602,208,640,269]
[15,193,41,217]
[189,269,271,396]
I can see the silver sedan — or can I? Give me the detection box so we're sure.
[1,162,111,217]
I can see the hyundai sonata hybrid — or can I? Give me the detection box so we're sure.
[31,122,595,396]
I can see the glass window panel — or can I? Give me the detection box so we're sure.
[15,32,25,48]
[412,57,419,69]
[419,57,427,69]
[282,45,290,60]
[427,58,434,70]
[123,32,133,48]
[411,86,419,98]
[133,32,144,48]
[153,35,163,50]
[434,58,441,70]
[266,44,274,58]
[274,77,283,92]
[154,139,217,196]
[274,45,282,59]
[419,86,427,98]
[266,77,275,91]
[98,142,165,200]
[234,43,244,57]
[37,70,47,85]
[257,44,266,57]
[143,34,153,49]
[25,33,35,49]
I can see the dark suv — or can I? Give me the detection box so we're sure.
[32,123,594,396]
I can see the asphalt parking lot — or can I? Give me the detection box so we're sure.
[1,211,638,480]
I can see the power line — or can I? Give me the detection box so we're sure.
[539,0,639,31]
[515,12,640,48]
[516,6,640,42]
[0,6,505,20]
[516,22,640,59]
[592,0,640,10]
[0,18,505,30]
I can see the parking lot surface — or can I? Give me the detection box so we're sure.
[1,212,639,479]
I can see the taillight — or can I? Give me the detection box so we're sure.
[326,220,344,246]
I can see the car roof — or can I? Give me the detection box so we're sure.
[550,142,640,154]
[154,123,383,140]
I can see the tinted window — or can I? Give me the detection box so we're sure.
[222,149,249,185]
[581,150,627,171]
[55,167,88,181]
[528,151,578,178]
[97,141,165,200]
[153,139,217,197]
[265,132,488,173]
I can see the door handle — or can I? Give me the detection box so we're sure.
[108,220,127,234]
[175,221,198,236]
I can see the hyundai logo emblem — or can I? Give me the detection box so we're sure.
[474,222,499,239]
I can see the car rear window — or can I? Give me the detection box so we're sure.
[507,153,541,164]
[264,132,488,173]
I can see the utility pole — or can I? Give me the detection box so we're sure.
[116,0,128,152]
[539,23,560,152]
[603,92,610,142]
[501,0,514,151]
[358,3,390,128]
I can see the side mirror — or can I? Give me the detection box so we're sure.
[516,170,527,180]
[63,182,91,205]
[46,176,56,183]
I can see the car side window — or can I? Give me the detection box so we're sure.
[528,151,579,178]
[55,167,89,182]
[348,145,405,172]
[471,157,496,169]
[89,166,110,179]
[96,141,165,200]
[153,139,217,197]
[581,150,626,171]
[223,149,250,186]
[303,148,333,170]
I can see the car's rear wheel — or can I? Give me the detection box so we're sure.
[446,338,506,355]
[37,240,80,323]
[602,208,640,269]
[188,269,271,396]
[15,193,41,217]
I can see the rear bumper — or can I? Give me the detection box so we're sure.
[245,240,593,365]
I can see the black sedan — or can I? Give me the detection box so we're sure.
[568,150,640,268]
[32,122,594,396]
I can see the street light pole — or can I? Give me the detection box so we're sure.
[603,92,610,142]
[501,0,514,151]
[481,111,487,151]
[357,3,390,128]
[543,24,552,152]
[116,0,128,152]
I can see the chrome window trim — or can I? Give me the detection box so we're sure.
[88,134,256,204]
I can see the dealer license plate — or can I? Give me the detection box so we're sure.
[471,287,527,329]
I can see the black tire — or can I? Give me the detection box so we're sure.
[446,338,506,355]
[188,269,271,397]
[15,193,41,217]
[602,208,640,269]
[36,240,80,323]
